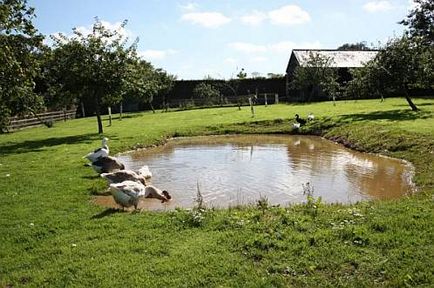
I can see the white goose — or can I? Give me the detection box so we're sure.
[101,170,147,185]
[109,180,146,210]
[109,181,172,210]
[84,137,109,162]
[143,185,171,203]
[137,165,152,180]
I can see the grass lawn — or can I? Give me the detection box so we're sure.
[0,97,433,287]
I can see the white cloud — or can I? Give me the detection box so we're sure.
[268,5,311,26]
[363,1,395,13]
[240,10,267,26]
[181,12,231,28]
[241,5,311,27]
[179,2,198,12]
[269,41,297,53]
[75,20,133,40]
[228,42,267,53]
[138,49,178,60]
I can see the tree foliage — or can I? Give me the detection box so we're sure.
[291,52,339,102]
[193,83,220,105]
[0,0,44,131]
[347,36,429,111]
[122,60,174,108]
[337,42,371,51]
[400,0,434,45]
[48,18,136,133]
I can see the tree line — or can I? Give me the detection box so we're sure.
[1,0,174,133]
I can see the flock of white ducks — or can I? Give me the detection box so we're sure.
[84,138,171,210]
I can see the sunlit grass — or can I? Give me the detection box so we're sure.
[0,97,433,287]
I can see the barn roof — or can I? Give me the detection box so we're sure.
[286,49,378,73]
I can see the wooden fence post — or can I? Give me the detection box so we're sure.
[108,107,112,126]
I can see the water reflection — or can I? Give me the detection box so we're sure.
[94,135,414,210]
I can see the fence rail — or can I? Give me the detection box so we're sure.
[164,93,280,109]
[7,109,76,131]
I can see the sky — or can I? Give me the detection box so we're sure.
[29,0,415,80]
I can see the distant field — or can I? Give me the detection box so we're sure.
[0,97,433,287]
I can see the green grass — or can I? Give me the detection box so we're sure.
[0,97,433,287]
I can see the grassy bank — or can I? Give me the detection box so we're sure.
[0,98,433,287]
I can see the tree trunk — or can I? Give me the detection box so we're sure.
[149,102,155,113]
[249,97,255,117]
[95,96,103,134]
[108,106,112,126]
[119,102,123,121]
[403,88,418,111]
[80,102,86,118]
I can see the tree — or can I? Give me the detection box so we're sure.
[122,60,175,113]
[49,18,136,133]
[348,36,427,111]
[291,52,339,102]
[215,68,247,110]
[400,0,434,45]
[0,0,44,132]
[267,73,284,79]
[193,83,220,106]
[337,42,371,51]
[345,61,384,100]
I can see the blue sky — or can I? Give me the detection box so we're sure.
[29,0,414,79]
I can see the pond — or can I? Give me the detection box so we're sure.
[93,135,415,210]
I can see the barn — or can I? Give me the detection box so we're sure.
[285,49,378,101]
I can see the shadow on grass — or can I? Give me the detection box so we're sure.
[0,133,99,156]
[82,175,100,180]
[338,109,431,123]
[105,113,143,121]
[91,208,120,219]
[392,102,434,107]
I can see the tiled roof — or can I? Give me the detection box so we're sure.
[293,49,378,68]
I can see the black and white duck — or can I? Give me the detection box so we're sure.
[84,137,109,162]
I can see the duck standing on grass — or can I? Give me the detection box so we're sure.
[84,137,109,162]
[307,113,315,121]
[295,114,307,126]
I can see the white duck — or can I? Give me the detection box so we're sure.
[101,170,147,185]
[109,180,146,210]
[143,185,171,203]
[137,165,152,180]
[84,137,109,162]
[109,181,172,210]
[91,156,125,174]
[307,113,315,121]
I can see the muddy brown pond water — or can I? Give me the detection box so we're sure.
[93,135,415,210]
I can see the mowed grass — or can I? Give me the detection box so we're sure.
[0,97,433,287]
